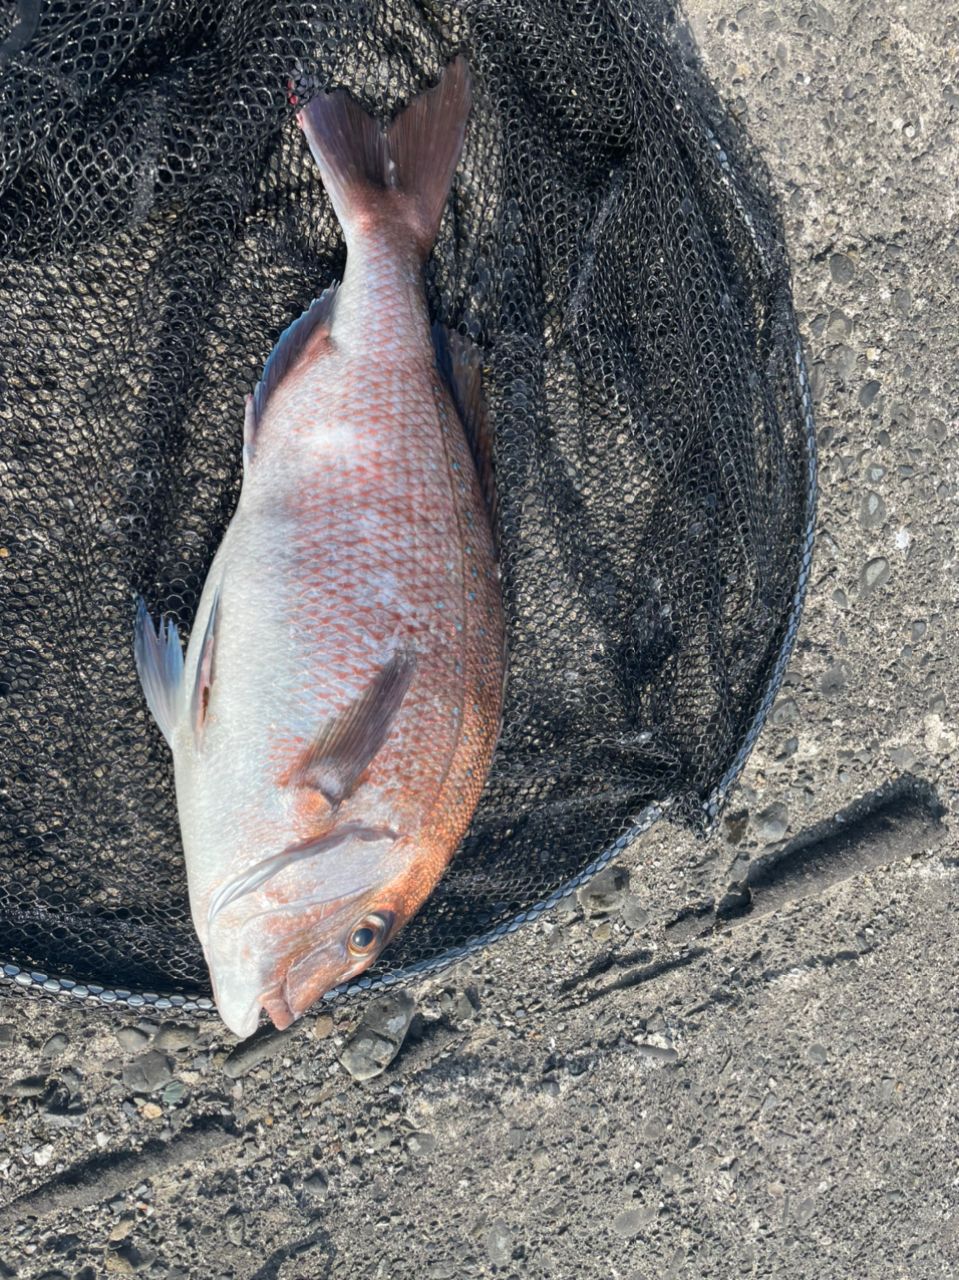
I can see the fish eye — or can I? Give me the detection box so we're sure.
[347,912,391,957]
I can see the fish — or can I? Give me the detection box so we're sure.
[134,56,505,1039]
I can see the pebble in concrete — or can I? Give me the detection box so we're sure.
[115,1027,150,1053]
[484,1219,513,1267]
[577,865,630,916]
[222,1026,294,1079]
[755,802,789,844]
[860,557,891,593]
[121,1051,173,1094]
[39,1032,69,1060]
[338,993,416,1082]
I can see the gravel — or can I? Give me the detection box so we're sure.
[38,1033,68,1060]
[114,1027,151,1052]
[611,1206,655,1239]
[828,252,855,285]
[859,491,886,529]
[159,1080,187,1105]
[337,992,416,1081]
[221,1026,294,1079]
[858,380,882,408]
[152,1024,198,1053]
[820,660,851,697]
[302,1171,329,1197]
[484,1220,513,1267]
[754,802,789,844]
[859,557,891,593]
[120,1051,174,1094]
[622,898,650,930]
[223,1209,245,1246]
[1,1075,46,1099]
[406,1130,436,1156]
[576,866,630,916]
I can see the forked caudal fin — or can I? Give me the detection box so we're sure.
[296,55,471,260]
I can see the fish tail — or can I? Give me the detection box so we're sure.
[296,55,471,260]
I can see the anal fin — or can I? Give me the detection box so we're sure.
[247,285,339,456]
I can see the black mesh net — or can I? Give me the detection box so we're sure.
[0,0,815,1013]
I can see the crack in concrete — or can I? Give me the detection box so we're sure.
[667,775,945,942]
[0,1116,239,1225]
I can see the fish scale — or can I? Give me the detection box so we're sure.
[134,57,504,1038]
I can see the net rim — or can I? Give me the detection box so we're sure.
[0,331,815,1016]
[0,58,818,1018]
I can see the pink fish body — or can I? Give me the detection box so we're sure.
[135,58,504,1038]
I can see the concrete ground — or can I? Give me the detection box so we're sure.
[2,0,957,1276]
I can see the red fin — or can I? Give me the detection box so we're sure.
[285,649,417,807]
[433,324,498,537]
[296,56,471,259]
[249,285,337,435]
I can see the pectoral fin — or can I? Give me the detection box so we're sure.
[287,648,417,807]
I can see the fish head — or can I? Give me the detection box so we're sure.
[261,885,406,1028]
[204,825,426,1038]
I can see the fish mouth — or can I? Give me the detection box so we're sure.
[206,825,408,1037]
[210,974,295,1040]
[270,950,345,1028]
[210,922,368,1038]
[206,823,397,926]
[258,984,299,1032]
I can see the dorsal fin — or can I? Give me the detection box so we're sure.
[432,324,498,536]
[248,285,338,446]
[284,647,417,808]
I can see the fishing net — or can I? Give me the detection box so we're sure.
[0,0,815,1015]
